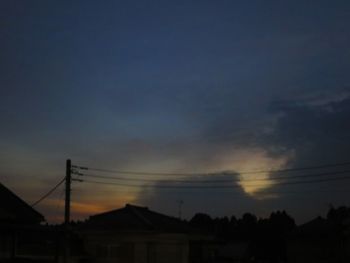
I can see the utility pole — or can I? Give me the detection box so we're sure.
[64,159,71,263]
[65,159,71,225]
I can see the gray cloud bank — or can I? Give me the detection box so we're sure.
[134,89,350,223]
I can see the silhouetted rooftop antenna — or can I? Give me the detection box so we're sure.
[177,199,184,219]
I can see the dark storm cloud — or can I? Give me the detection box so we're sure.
[134,90,350,222]
[263,89,350,163]
[255,90,350,220]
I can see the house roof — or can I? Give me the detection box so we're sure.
[83,204,190,233]
[299,216,328,230]
[290,217,334,239]
[0,183,45,224]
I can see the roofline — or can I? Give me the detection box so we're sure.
[0,183,45,222]
[89,203,149,219]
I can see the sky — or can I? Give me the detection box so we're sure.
[1,0,350,224]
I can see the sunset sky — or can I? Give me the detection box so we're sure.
[1,0,350,224]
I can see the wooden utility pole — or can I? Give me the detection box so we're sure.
[64,159,71,263]
[65,159,71,225]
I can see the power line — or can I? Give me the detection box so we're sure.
[71,183,349,194]
[75,170,350,184]
[80,174,350,189]
[31,177,66,207]
[72,161,350,177]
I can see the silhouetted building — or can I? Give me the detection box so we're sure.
[0,182,44,224]
[79,204,193,263]
[0,182,59,262]
[287,216,350,263]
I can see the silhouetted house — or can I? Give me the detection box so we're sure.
[287,216,350,263]
[214,241,249,263]
[187,227,222,263]
[0,182,44,224]
[0,182,59,262]
[80,204,193,263]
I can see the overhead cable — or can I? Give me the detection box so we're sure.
[80,175,350,189]
[72,161,350,177]
[31,177,66,207]
[75,170,350,183]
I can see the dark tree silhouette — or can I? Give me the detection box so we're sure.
[327,205,350,224]
[269,210,296,234]
[189,213,213,231]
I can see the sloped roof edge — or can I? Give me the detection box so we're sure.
[0,182,45,223]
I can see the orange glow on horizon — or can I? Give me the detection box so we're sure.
[42,193,136,223]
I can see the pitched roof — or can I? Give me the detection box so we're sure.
[0,183,45,224]
[299,216,328,230]
[290,217,335,239]
[84,204,190,233]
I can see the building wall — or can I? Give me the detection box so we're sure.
[0,226,60,262]
[0,233,13,260]
[82,232,189,263]
[287,238,346,263]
